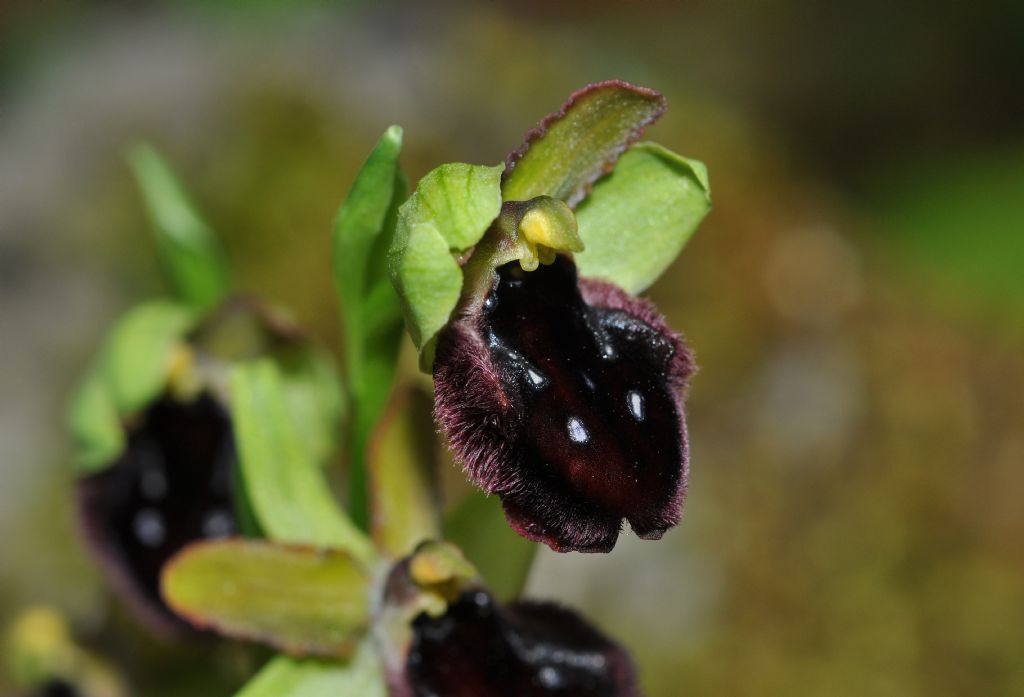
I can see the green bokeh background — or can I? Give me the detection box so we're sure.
[1,2,1022,695]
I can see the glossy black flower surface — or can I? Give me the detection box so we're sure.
[76,393,238,631]
[434,255,693,553]
[406,589,638,697]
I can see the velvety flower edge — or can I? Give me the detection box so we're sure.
[433,272,695,553]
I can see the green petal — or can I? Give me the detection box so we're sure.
[389,219,460,357]
[406,163,505,249]
[502,81,667,207]
[230,360,374,564]
[574,142,711,293]
[162,540,371,658]
[368,388,441,558]
[331,126,408,529]
[102,300,196,416]
[388,163,503,363]
[129,144,231,310]
[235,645,385,697]
[444,490,537,601]
[66,362,125,474]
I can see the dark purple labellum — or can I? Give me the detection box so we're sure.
[435,256,693,553]
[406,590,639,697]
[76,393,238,632]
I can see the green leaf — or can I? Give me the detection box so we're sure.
[162,540,371,657]
[102,301,196,416]
[333,126,404,353]
[331,126,408,529]
[502,81,667,207]
[129,144,231,310]
[230,360,375,564]
[574,142,711,294]
[235,644,385,697]
[388,163,503,359]
[66,363,125,474]
[444,490,537,601]
[368,388,441,558]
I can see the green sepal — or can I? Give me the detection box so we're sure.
[444,490,537,601]
[331,125,407,530]
[162,540,372,658]
[129,144,232,310]
[229,360,375,564]
[66,362,126,475]
[102,300,196,417]
[388,162,503,367]
[234,643,385,697]
[502,80,667,207]
[575,142,711,293]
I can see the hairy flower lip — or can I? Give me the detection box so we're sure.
[400,589,640,697]
[434,255,694,554]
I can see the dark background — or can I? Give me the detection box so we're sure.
[2,2,1023,695]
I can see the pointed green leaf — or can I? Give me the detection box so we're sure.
[102,300,196,416]
[331,126,408,530]
[444,490,537,601]
[129,144,231,309]
[575,142,711,293]
[230,360,374,563]
[333,127,404,353]
[502,81,667,207]
[162,540,371,657]
[388,163,503,357]
[66,363,125,474]
[235,644,385,697]
[368,388,441,558]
